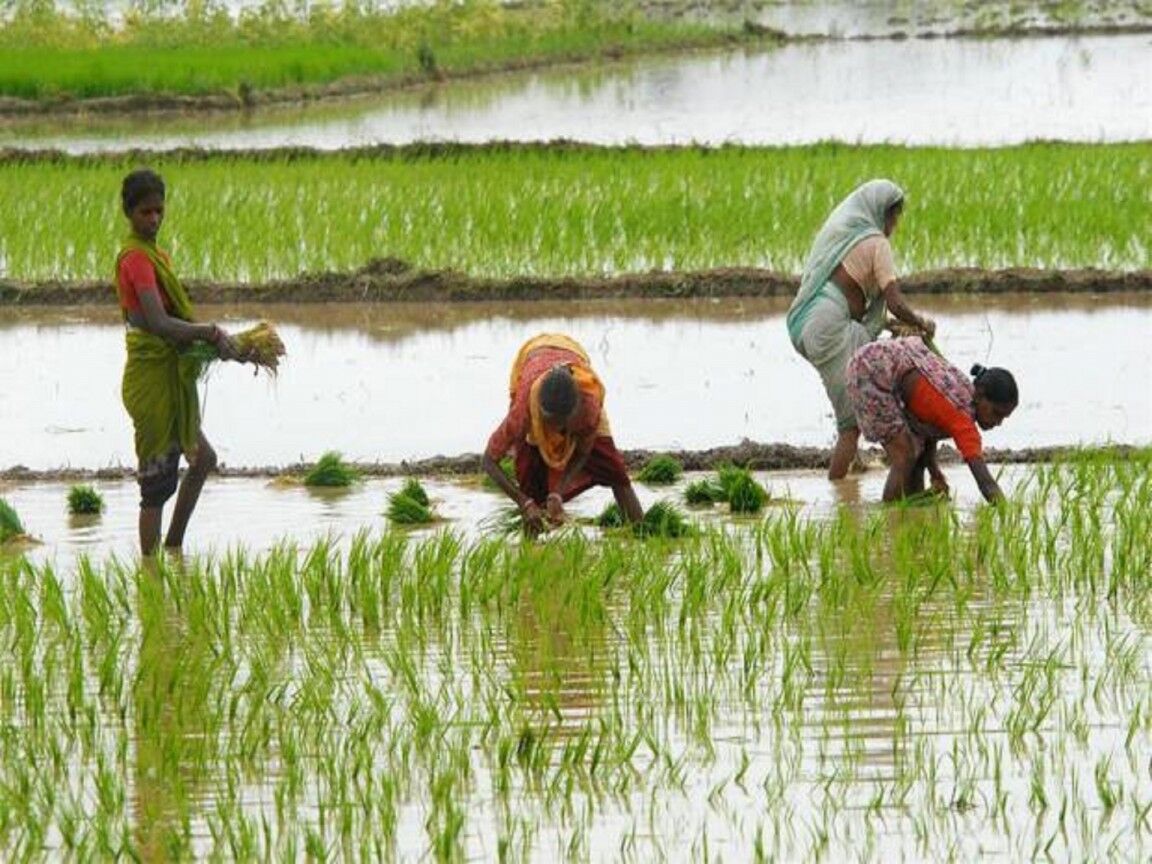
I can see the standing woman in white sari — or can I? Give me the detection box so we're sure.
[786,179,936,479]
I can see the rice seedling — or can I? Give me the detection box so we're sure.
[387,478,435,525]
[719,467,770,514]
[684,477,726,506]
[66,484,104,515]
[189,321,286,377]
[595,502,624,528]
[303,451,359,487]
[633,500,692,538]
[0,1,730,101]
[0,498,24,541]
[0,143,1144,282]
[636,455,683,485]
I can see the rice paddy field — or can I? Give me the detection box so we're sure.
[0,451,1150,859]
[0,142,1148,281]
[2,1,1151,860]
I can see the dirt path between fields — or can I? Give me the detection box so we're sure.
[2,443,1142,483]
[2,260,1149,307]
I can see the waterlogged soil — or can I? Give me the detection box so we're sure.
[2,34,1147,148]
[4,261,1150,306]
[1,295,1148,472]
[0,463,1028,567]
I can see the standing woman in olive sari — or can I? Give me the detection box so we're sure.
[786,179,937,480]
[115,169,240,555]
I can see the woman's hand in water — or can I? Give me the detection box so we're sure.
[545,492,567,525]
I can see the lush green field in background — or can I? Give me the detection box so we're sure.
[0,142,1146,281]
[0,0,734,101]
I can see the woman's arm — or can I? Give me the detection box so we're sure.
[481,452,544,530]
[966,458,1004,503]
[135,290,239,358]
[883,281,936,337]
[923,440,950,496]
[546,436,596,522]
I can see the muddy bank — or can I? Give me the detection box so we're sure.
[3,260,1149,307]
[3,443,1142,483]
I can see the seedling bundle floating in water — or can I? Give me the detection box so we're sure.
[684,465,770,514]
[0,499,25,542]
[304,451,359,487]
[636,455,683,484]
[387,478,437,525]
[66,484,104,515]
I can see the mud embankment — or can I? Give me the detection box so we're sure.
[3,443,1143,483]
[2,259,1149,307]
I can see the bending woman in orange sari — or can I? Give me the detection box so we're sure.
[482,334,644,532]
[115,169,241,555]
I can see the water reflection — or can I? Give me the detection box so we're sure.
[1,296,1148,471]
[2,35,1146,150]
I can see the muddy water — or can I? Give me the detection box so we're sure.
[1,462,1025,567]
[2,295,1149,472]
[3,34,1147,150]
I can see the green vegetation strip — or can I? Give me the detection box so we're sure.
[0,449,1148,858]
[0,0,735,103]
[0,143,1145,282]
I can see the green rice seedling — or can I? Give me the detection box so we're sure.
[717,467,769,514]
[596,502,624,528]
[637,455,683,485]
[684,478,726,506]
[481,504,526,536]
[633,501,692,538]
[0,498,24,541]
[2,143,1143,282]
[303,451,359,487]
[387,480,435,525]
[0,3,731,101]
[66,485,104,516]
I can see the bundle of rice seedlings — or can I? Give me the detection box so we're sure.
[723,469,769,514]
[387,477,435,525]
[0,498,25,543]
[481,504,526,536]
[636,454,683,484]
[397,477,430,506]
[304,451,359,487]
[595,501,624,528]
[191,320,286,377]
[684,477,726,506]
[633,500,692,538]
[67,484,104,515]
[387,488,435,525]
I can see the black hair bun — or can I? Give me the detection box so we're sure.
[970,364,986,379]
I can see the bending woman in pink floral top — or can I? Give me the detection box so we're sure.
[846,338,1018,503]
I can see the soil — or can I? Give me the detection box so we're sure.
[2,260,1149,307]
[2,442,1140,483]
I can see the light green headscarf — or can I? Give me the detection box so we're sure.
[786,179,905,344]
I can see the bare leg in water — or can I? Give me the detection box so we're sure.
[164,431,218,552]
[828,427,861,480]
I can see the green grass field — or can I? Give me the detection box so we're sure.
[0,142,1146,281]
[0,0,735,101]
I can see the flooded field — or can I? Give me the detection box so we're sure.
[2,295,1148,472]
[4,34,1147,151]
[0,452,1148,860]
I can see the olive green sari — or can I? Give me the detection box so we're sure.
[115,235,203,464]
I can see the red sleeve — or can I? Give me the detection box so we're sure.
[117,250,161,314]
[907,378,983,460]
